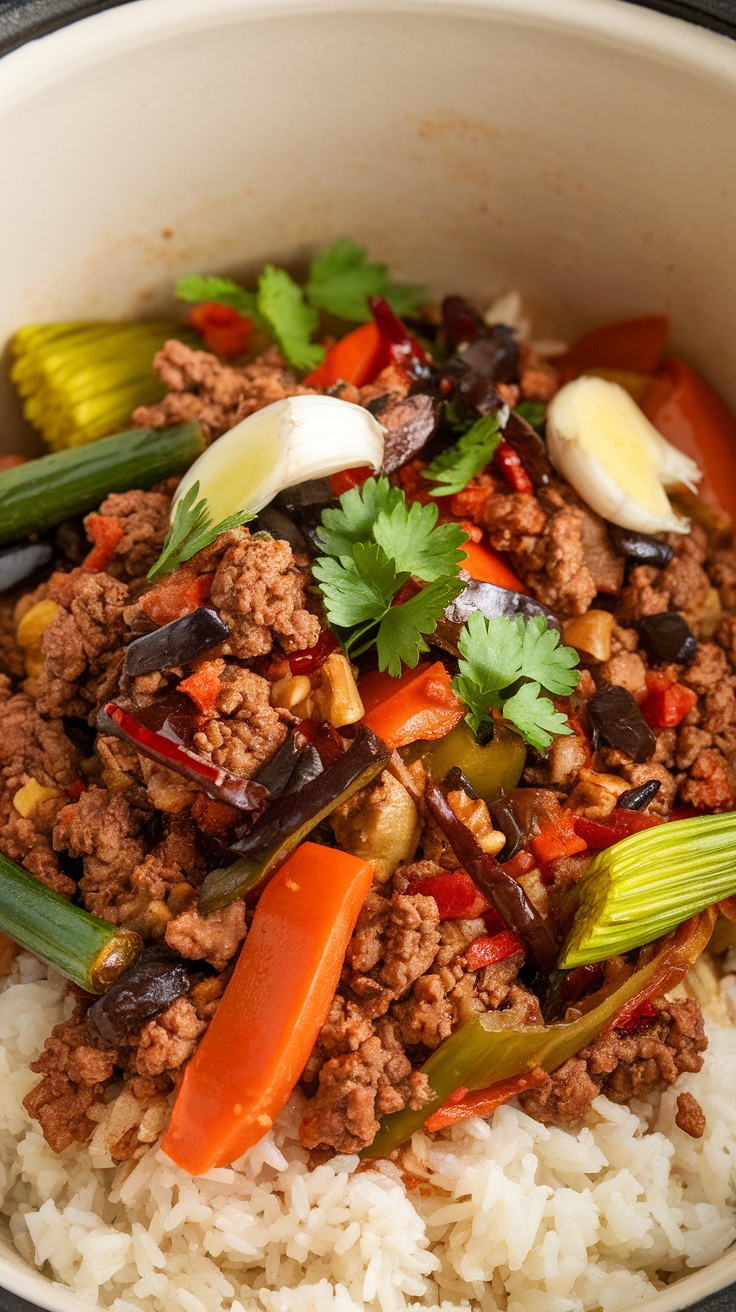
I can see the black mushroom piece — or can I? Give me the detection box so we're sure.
[608,524,674,568]
[87,948,190,1043]
[253,506,308,553]
[370,392,442,474]
[638,611,698,665]
[488,794,526,861]
[274,476,336,553]
[616,779,662,811]
[123,607,230,678]
[587,682,656,763]
[500,411,553,487]
[441,327,519,415]
[0,540,54,593]
[432,578,561,657]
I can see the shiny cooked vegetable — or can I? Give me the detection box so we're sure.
[122,607,230,678]
[410,720,526,802]
[163,842,374,1174]
[87,948,190,1042]
[359,661,465,749]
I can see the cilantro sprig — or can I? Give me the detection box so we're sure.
[305,237,426,323]
[175,275,265,328]
[423,411,506,497]
[453,611,580,751]
[313,477,467,676]
[147,481,254,580]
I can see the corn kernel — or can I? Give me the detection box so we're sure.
[16,599,59,651]
[12,777,62,818]
[270,674,312,711]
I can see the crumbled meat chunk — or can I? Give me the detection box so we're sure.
[210,529,320,657]
[346,890,441,1015]
[165,900,247,971]
[36,569,128,719]
[481,491,546,552]
[53,786,146,920]
[133,340,314,442]
[193,666,287,777]
[23,1001,118,1152]
[710,546,736,610]
[675,1090,706,1138]
[132,996,206,1077]
[87,487,173,583]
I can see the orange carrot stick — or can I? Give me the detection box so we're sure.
[424,1067,547,1132]
[460,538,527,592]
[359,660,465,749]
[304,322,388,388]
[161,842,373,1175]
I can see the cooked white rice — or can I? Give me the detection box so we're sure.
[1,953,735,1312]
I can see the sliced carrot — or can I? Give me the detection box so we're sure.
[82,514,124,572]
[425,1067,547,1132]
[459,538,527,593]
[178,659,225,714]
[304,321,388,388]
[161,842,373,1175]
[141,571,213,625]
[556,316,669,375]
[359,660,465,749]
[189,302,253,359]
[642,358,736,521]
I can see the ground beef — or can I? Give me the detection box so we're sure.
[23,998,118,1153]
[53,786,146,919]
[210,529,320,657]
[132,996,206,1077]
[520,998,707,1124]
[0,598,24,678]
[88,486,174,584]
[165,900,247,972]
[193,665,287,778]
[35,569,128,719]
[133,340,314,443]
[675,1090,706,1138]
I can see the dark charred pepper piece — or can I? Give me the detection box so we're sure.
[443,765,480,800]
[441,327,519,415]
[432,578,561,657]
[87,948,190,1043]
[587,683,656,763]
[440,295,485,346]
[616,779,662,811]
[425,781,558,972]
[123,607,230,678]
[370,392,442,473]
[501,411,553,487]
[0,540,53,593]
[608,524,674,568]
[638,611,698,665]
[489,796,526,861]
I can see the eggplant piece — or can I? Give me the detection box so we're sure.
[274,477,336,554]
[87,947,190,1043]
[0,540,53,593]
[253,506,308,553]
[488,796,525,861]
[616,779,662,811]
[638,611,698,665]
[441,328,519,415]
[608,524,674,568]
[440,295,485,346]
[198,726,389,911]
[370,392,442,473]
[98,702,268,812]
[123,607,230,678]
[587,683,656,763]
[425,781,557,972]
[432,578,561,656]
[501,411,553,487]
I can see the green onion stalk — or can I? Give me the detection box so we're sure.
[0,852,141,994]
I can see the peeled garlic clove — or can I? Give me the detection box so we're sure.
[171,395,385,525]
[546,376,701,535]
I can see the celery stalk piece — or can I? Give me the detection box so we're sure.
[558,812,736,969]
[11,321,196,451]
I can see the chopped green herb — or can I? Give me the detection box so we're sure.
[257,266,325,374]
[313,476,467,676]
[443,397,476,435]
[176,275,264,327]
[147,480,254,580]
[423,412,506,497]
[453,611,580,751]
[305,237,426,323]
[514,400,547,429]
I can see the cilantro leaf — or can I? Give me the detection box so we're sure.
[423,412,505,497]
[147,481,253,580]
[312,544,404,631]
[452,611,580,749]
[499,681,572,753]
[317,476,403,559]
[305,238,426,323]
[257,266,325,374]
[176,275,264,328]
[373,497,468,582]
[514,400,547,429]
[375,576,464,677]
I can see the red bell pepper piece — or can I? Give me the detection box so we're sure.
[359,661,465,750]
[189,302,253,359]
[368,296,429,379]
[499,849,536,881]
[642,358,736,521]
[494,441,533,494]
[530,810,587,864]
[178,659,224,714]
[459,538,528,592]
[556,316,669,375]
[405,869,491,920]
[464,929,525,971]
[328,467,374,497]
[288,629,339,676]
[82,514,124,572]
[65,779,88,802]
[141,572,213,625]
[641,670,697,728]
[573,810,664,849]
[424,1068,547,1133]
[304,321,388,389]
[608,910,715,1034]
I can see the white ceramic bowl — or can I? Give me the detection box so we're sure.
[0,0,735,1307]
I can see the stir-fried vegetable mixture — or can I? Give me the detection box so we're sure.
[1,241,735,1175]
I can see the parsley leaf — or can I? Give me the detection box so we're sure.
[452,611,580,749]
[305,238,426,323]
[423,412,505,497]
[176,275,264,328]
[147,481,254,580]
[314,476,467,674]
[257,266,325,374]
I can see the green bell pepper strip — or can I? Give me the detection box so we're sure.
[363,910,714,1157]
[405,720,526,803]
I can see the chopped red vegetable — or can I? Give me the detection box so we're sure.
[189,302,253,359]
[607,910,715,1034]
[368,296,429,379]
[464,929,525,971]
[82,514,124,572]
[641,670,698,728]
[178,659,224,714]
[642,357,736,521]
[500,850,536,881]
[573,810,664,849]
[288,629,339,676]
[328,467,374,497]
[65,779,88,802]
[615,1000,658,1033]
[459,538,527,592]
[405,868,491,920]
[556,315,669,375]
[494,441,533,494]
[359,661,465,749]
[162,842,374,1174]
[529,810,587,864]
[141,572,213,625]
[424,1068,547,1132]
[304,321,388,388]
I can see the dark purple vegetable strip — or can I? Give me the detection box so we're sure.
[431,578,561,656]
[587,683,656,763]
[198,727,389,912]
[441,328,518,415]
[638,611,698,665]
[371,393,442,473]
[98,702,267,812]
[608,524,674,568]
[425,781,558,972]
[440,295,484,346]
[88,948,190,1042]
[501,411,553,487]
[616,780,662,811]
[123,607,230,678]
[0,540,53,593]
